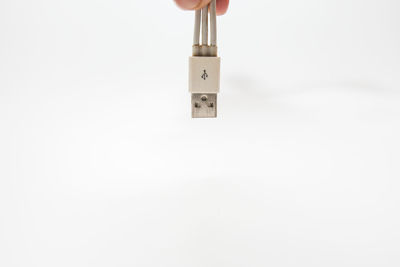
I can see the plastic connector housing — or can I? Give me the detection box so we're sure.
[189,56,221,94]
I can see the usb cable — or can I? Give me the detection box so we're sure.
[189,0,221,118]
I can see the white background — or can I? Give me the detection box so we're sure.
[1,0,400,266]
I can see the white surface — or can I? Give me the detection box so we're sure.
[1,0,400,266]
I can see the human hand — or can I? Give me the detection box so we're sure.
[174,0,229,15]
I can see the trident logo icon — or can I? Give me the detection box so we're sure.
[201,70,208,80]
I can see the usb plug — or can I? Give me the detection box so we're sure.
[189,54,220,118]
[189,1,220,118]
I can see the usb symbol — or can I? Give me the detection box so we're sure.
[201,70,208,80]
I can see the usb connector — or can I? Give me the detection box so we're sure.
[189,53,220,118]
[189,1,221,118]
[192,93,217,118]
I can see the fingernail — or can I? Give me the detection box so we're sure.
[176,0,202,10]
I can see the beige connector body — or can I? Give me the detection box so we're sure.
[189,56,221,94]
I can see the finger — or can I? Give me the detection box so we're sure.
[175,0,229,15]
[216,0,229,15]
[174,0,207,10]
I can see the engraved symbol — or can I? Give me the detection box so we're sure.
[201,70,208,80]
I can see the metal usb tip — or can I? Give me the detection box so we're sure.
[191,94,217,118]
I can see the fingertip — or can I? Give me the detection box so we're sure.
[175,0,229,15]
[216,0,229,15]
[174,0,202,10]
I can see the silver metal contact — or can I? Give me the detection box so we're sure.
[191,94,217,118]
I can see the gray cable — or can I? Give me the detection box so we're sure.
[193,9,201,45]
[201,5,208,46]
[210,0,217,46]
